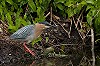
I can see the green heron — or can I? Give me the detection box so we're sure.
[10,21,52,56]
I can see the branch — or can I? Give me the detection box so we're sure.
[45,12,50,18]
[50,6,52,22]
[91,28,95,66]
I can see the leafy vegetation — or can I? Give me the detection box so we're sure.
[0,0,100,40]
[0,0,100,65]
[0,0,50,32]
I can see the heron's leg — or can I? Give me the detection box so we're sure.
[23,42,35,56]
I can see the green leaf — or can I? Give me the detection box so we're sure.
[35,0,39,7]
[65,8,74,17]
[87,14,92,26]
[20,19,27,26]
[37,7,41,16]
[6,13,13,25]
[1,1,5,7]
[64,1,73,7]
[6,0,13,5]
[74,8,78,14]
[80,1,87,5]
[54,0,65,3]
[1,15,4,21]
[13,3,18,10]
[39,0,42,4]
[26,20,31,25]
[32,37,42,46]
[24,13,27,19]
[11,6,14,11]
[28,0,36,12]
[18,0,21,2]
[4,8,8,13]
[73,4,82,14]
[46,37,49,43]
[57,4,64,10]
[43,47,54,55]
[15,18,21,29]
[8,24,16,32]
[0,5,2,15]
[94,11,100,33]
[35,17,45,23]
[86,0,94,4]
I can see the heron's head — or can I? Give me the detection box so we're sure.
[35,21,52,30]
[34,21,56,39]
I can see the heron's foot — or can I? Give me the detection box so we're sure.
[23,43,35,56]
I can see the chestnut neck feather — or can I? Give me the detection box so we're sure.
[33,24,45,39]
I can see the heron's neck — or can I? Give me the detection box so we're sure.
[33,25,44,39]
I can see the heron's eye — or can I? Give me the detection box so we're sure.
[43,27,45,29]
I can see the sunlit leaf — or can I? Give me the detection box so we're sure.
[15,18,21,29]
[46,37,49,43]
[20,19,27,26]
[1,15,4,21]
[80,1,87,5]
[57,4,64,10]
[0,5,2,15]
[6,0,13,4]
[64,1,73,7]
[86,0,94,4]
[24,13,27,19]
[37,7,41,16]
[39,0,42,4]
[43,47,54,55]
[6,13,13,25]
[35,17,45,23]
[28,0,36,12]
[32,37,42,46]
[54,0,65,3]
[1,1,5,7]
[65,8,74,17]
[8,24,16,32]
[87,14,92,26]
[18,0,21,2]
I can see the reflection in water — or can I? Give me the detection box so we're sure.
[29,58,70,66]
[7,58,72,66]
[2,54,93,66]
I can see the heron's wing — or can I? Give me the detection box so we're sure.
[10,25,35,40]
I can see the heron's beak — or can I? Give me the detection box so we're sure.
[45,25,57,28]
[51,25,57,27]
[45,26,50,28]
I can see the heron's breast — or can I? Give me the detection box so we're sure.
[33,30,43,39]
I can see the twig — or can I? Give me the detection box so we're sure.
[95,39,100,43]
[91,28,95,66]
[53,15,60,20]
[53,44,91,46]
[84,29,91,38]
[0,20,8,27]
[92,10,100,19]
[76,7,85,28]
[96,33,100,36]
[66,60,73,66]
[90,10,100,26]
[29,61,35,66]
[78,56,91,66]
[54,19,69,37]
[26,4,33,22]
[72,17,83,39]
[68,19,72,38]
[50,6,52,22]
[25,4,28,14]
[45,12,50,18]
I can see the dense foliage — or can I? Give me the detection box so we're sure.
[0,0,100,39]
[0,0,100,65]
